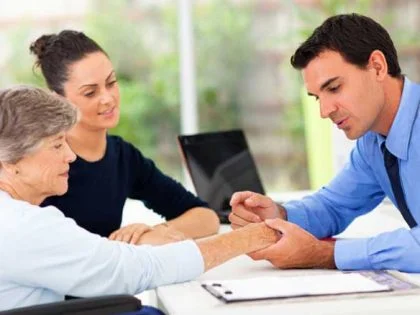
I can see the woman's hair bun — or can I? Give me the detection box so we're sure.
[29,34,56,60]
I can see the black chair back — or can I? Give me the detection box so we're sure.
[0,294,142,315]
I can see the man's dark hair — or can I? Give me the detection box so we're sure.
[30,30,106,95]
[291,13,401,78]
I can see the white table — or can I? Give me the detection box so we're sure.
[156,202,420,314]
[157,257,420,315]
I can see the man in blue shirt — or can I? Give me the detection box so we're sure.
[229,13,420,272]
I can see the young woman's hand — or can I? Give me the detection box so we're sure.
[109,223,152,244]
[136,224,187,245]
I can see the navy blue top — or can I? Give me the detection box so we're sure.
[42,135,208,237]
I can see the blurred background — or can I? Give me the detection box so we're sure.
[1,0,420,194]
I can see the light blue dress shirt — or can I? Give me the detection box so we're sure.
[0,191,204,311]
[284,77,420,272]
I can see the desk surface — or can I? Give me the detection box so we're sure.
[156,202,420,315]
[157,257,420,315]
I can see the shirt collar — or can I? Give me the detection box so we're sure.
[376,77,420,160]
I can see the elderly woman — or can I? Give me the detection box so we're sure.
[0,86,279,312]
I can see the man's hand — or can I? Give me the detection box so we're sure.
[109,223,152,244]
[249,219,336,269]
[229,191,286,229]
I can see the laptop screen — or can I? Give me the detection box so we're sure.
[178,129,265,220]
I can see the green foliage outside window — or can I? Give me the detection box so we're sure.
[85,0,256,179]
[5,0,418,190]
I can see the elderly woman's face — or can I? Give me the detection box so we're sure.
[62,52,120,131]
[14,131,76,198]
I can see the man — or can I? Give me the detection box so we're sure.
[229,13,420,272]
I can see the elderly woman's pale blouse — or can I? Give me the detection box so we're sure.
[0,191,204,311]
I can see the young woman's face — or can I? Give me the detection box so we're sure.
[63,52,120,131]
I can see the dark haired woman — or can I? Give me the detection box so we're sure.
[30,30,219,245]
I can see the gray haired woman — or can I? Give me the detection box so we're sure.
[0,85,279,312]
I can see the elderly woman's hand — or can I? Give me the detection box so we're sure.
[109,223,152,244]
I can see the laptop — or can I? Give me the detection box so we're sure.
[177,129,265,223]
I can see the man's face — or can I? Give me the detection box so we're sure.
[302,50,385,139]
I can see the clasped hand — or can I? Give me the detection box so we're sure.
[229,191,335,269]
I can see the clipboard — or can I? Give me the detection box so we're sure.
[201,272,393,303]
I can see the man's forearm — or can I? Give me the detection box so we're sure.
[196,223,279,271]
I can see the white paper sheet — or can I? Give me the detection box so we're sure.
[202,273,391,302]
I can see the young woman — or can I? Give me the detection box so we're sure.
[30,30,220,244]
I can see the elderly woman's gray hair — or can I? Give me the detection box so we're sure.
[0,85,78,164]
